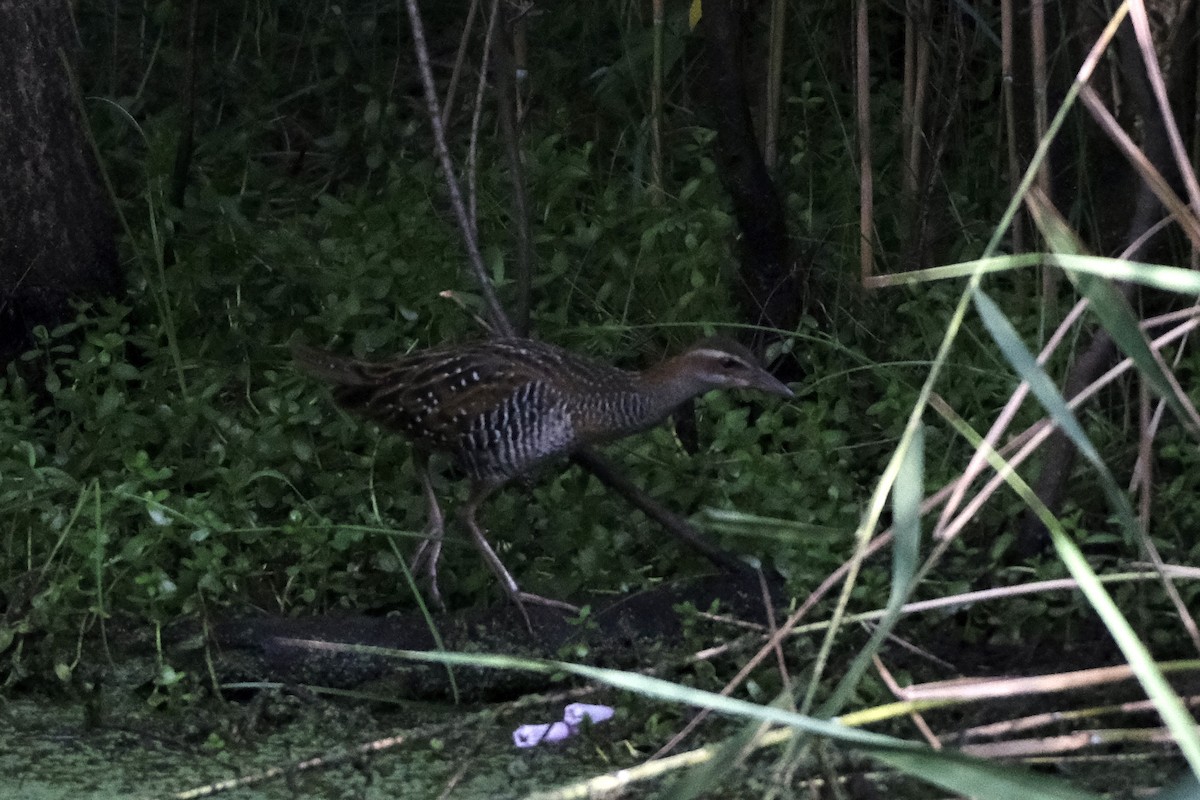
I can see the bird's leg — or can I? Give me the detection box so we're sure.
[459,483,579,631]
[408,455,446,610]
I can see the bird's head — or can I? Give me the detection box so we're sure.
[667,337,794,398]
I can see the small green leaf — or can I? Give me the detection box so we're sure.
[679,177,701,202]
[363,97,381,125]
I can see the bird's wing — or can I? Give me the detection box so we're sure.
[296,343,555,435]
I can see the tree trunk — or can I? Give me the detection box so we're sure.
[0,0,120,362]
[695,0,803,351]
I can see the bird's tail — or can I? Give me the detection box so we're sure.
[290,341,374,387]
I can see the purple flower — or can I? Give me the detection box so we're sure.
[563,703,615,726]
[513,721,573,748]
[513,703,617,748]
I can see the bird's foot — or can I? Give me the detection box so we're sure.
[409,534,445,611]
[412,464,448,611]
[514,592,580,614]
[508,591,580,633]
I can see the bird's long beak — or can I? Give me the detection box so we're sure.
[751,371,794,398]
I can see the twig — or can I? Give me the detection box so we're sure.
[855,0,874,283]
[874,655,941,749]
[403,0,514,337]
[959,693,1200,740]
[466,0,500,231]
[490,5,533,334]
[897,660,1200,702]
[440,0,480,129]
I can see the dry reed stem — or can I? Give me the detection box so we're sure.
[1128,2,1200,212]
[874,654,943,749]
[694,567,1200,642]
[959,694,1200,740]
[1030,0,1048,195]
[902,0,930,202]
[1078,85,1200,248]
[902,1,914,175]
[855,0,874,283]
[898,660,1200,702]
[1136,373,1200,655]
[1000,0,1022,252]
[961,727,1178,758]
[1130,301,1200,491]
[172,732,412,799]
[763,0,786,167]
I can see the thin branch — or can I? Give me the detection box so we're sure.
[490,7,533,334]
[440,0,481,129]
[649,0,664,203]
[764,0,785,167]
[855,0,874,283]
[1000,0,1023,252]
[404,0,514,337]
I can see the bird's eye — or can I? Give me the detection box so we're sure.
[720,357,745,370]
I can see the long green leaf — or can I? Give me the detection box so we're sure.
[1052,253,1200,294]
[869,747,1101,800]
[1069,266,1186,425]
[1027,191,1198,434]
[880,251,1200,294]
[875,254,1042,285]
[702,508,845,540]
[973,290,1107,468]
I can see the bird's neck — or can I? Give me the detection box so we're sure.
[629,354,711,424]
[565,355,710,443]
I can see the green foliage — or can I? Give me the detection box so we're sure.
[0,0,1023,691]
[2,8,1194,774]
